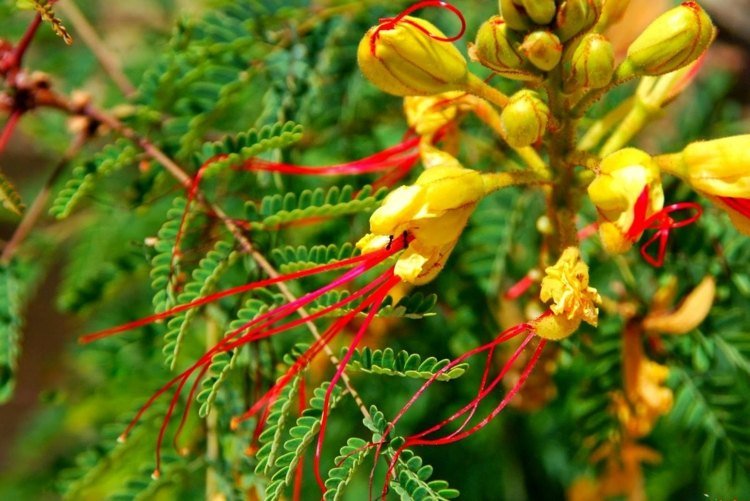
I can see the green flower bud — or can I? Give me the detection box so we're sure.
[500,90,550,148]
[520,30,562,72]
[619,2,714,77]
[358,16,468,96]
[565,34,615,90]
[598,0,631,29]
[555,0,602,42]
[499,0,532,31]
[520,0,557,25]
[471,17,542,82]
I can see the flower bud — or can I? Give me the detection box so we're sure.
[555,0,602,42]
[500,90,550,148]
[520,0,557,25]
[519,31,563,72]
[619,2,714,78]
[358,17,468,97]
[499,0,532,31]
[564,34,615,91]
[587,148,664,252]
[597,0,631,29]
[471,17,541,82]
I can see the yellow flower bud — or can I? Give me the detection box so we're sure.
[520,0,557,25]
[619,2,714,78]
[597,0,631,29]
[500,90,550,148]
[533,314,581,341]
[499,0,532,31]
[555,0,602,42]
[357,158,487,284]
[587,148,664,252]
[471,17,542,82]
[564,33,615,91]
[358,16,468,97]
[539,247,601,327]
[520,31,563,72]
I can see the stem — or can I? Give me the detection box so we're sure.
[57,1,136,97]
[205,314,220,501]
[7,14,42,70]
[482,171,548,194]
[598,102,650,157]
[1,132,87,264]
[0,110,22,154]
[577,97,634,152]
[464,73,509,108]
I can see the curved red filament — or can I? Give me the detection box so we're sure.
[369,1,466,55]
[625,187,702,267]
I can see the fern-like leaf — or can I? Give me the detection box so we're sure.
[50,140,138,219]
[0,171,24,215]
[193,121,303,172]
[323,437,371,501]
[245,184,386,229]
[254,375,301,476]
[344,347,467,382]
[162,239,239,369]
[264,382,343,501]
[0,265,22,403]
[271,243,356,274]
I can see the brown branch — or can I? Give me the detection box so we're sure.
[0,131,88,264]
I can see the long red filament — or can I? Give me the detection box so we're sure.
[381,335,546,498]
[79,243,399,343]
[313,273,401,492]
[369,1,466,56]
[118,241,403,477]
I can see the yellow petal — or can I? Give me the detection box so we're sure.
[643,276,715,334]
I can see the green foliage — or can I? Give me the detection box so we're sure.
[263,382,343,501]
[162,239,239,369]
[271,243,356,274]
[0,265,23,403]
[323,437,371,501]
[343,347,468,381]
[246,184,387,228]
[0,171,24,215]
[193,121,304,172]
[50,140,139,219]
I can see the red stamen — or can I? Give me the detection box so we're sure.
[79,243,399,343]
[380,331,546,498]
[0,109,22,154]
[314,273,402,492]
[504,273,535,300]
[369,1,466,56]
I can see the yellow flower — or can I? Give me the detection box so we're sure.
[539,247,602,326]
[656,135,750,235]
[587,148,664,253]
[357,157,487,285]
[534,247,601,340]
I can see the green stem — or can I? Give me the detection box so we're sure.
[481,171,549,194]
[464,73,509,108]
[578,96,635,151]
